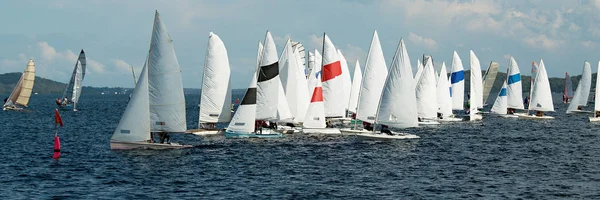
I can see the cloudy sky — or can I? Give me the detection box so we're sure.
[1,0,599,89]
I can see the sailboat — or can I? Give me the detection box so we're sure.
[563,72,574,103]
[57,50,86,111]
[277,38,310,133]
[416,56,440,124]
[355,39,419,140]
[468,50,483,121]
[450,51,465,116]
[490,80,509,116]
[482,62,499,105]
[188,32,232,136]
[566,61,592,114]
[506,56,525,116]
[518,59,554,119]
[302,72,341,134]
[589,62,600,122]
[436,62,462,122]
[3,59,35,111]
[110,11,191,149]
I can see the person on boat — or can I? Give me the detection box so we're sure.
[351,112,356,119]
[524,96,530,109]
[363,122,373,131]
[437,112,443,119]
[158,132,170,144]
[380,125,392,135]
[563,94,568,103]
[62,97,68,106]
[507,108,515,114]
[596,111,600,117]
[535,111,544,117]
[577,105,583,110]
[55,98,62,106]
[326,121,332,128]
[268,121,277,130]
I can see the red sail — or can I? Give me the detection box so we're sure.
[52,136,61,160]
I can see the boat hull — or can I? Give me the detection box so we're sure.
[437,117,463,122]
[567,110,594,114]
[277,125,302,134]
[110,141,193,150]
[187,129,223,136]
[224,129,283,138]
[418,120,441,125]
[589,117,600,122]
[517,114,555,120]
[489,114,520,118]
[3,106,24,111]
[339,128,369,135]
[302,128,341,134]
[356,131,420,140]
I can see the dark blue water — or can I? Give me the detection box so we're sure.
[2,93,600,199]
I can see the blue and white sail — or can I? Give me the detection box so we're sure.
[450,51,465,110]
[506,56,524,109]
[148,11,187,133]
[491,82,508,114]
[436,62,452,117]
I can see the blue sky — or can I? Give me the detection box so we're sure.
[1,0,599,89]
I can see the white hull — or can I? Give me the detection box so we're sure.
[187,129,223,136]
[110,141,193,150]
[339,128,370,135]
[589,117,600,122]
[518,114,555,120]
[3,106,24,111]
[356,131,420,140]
[437,117,463,122]
[418,120,440,125]
[468,114,483,121]
[567,110,593,114]
[489,113,519,118]
[302,128,341,134]
[277,125,302,134]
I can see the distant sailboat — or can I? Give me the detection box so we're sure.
[110,11,191,149]
[4,59,35,111]
[450,51,465,113]
[57,50,86,111]
[436,62,462,122]
[490,81,509,116]
[567,61,592,114]
[188,32,232,136]
[278,38,310,127]
[321,34,346,118]
[337,49,352,117]
[416,56,440,124]
[589,61,600,122]
[506,57,524,114]
[302,72,341,134]
[519,59,554,119]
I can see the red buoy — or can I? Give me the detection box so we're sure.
[53,136,61,160]
[53,109,63,160]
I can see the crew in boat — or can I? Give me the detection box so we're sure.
[363,121,373,131]
[507,108,515,114]
[596,111,600,117]
[55,98,61,106]
[158,132,171,144]
[437,112,443,119]
[3,97,7,103]
[380,125,392,135]
[577,106,583,110]
[563,94,568,103]
[535,111,544,117]
[524,96,530,109]
[62,97,68,106]
[268,121,277,130]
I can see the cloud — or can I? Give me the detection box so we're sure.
[581,41,596,48]
[339,44,366,65]
[408,32,438,51]
[523,34,563,50]
[503,54,511,60]
[37,41,105,73]
[112,59,132,72]
[308,34,323,51]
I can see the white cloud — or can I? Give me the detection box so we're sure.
[568,23,580,32]
[408,32,438,51]
[523,34,563,50]
[37,42,105,74]
[112,59,131,72]
[581,41,596,48]
[503,54,511,60]
[339,44,366,65]
[308,34,323,51]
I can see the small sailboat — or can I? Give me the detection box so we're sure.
[110,11,191,149]
[416,56,440,124]
[57,50,86,111]
[355,30,388,125]
[506,56,525,116]
[567,61,592,114]
[563,72,574,103]
[188,32,232,136]
[482,61,499,105]
[589,62,600,122]
[518,59,555,119]
[337,49,353,117]
[468,50,483,121]
[321,34,346,118]
[355,39,419,140]
[450,51,465,115]
[490,81,508,115]
[4,59,35,111]
[302,73,341,134]
[436,62,462,122]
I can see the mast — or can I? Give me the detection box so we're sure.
[131,65,137,87]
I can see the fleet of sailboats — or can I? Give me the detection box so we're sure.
[6,10,600,150]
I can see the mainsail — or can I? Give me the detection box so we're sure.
[564,72,574,101]
[148,11,187,133]
[567,61,592,113]
[347,60,362,113]
[529,59,554,112]
[198,32,232,126]
[450,51,465,110]
[436,62,453,117]
[61,50,86,109]
[482,61,499,104]
[507,57,524,109]
[356,31,388,123]
[4,59,35,109]
[111,61,151,143]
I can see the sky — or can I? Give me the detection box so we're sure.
[1,0,599,89]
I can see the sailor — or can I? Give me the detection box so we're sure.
[577,105,583,110]
[536,111,543,117]
[363,122,373,131]
[158,132,170,144]
[507,108,515,114]
[596,111,600,117]
[381,125,392,135]
[437,112,443,119]
[55,98,61,105]
[3,97,7,103]
[62,97,68,106]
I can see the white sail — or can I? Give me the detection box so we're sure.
[321,34,346,117]
[356,31,388,123]
[469,50,483,109]
[307,51,315,79]
[148,11,187,133]
[198,32,232,126]
[450,51,465,110]
[436,62,453,117]
[61,50,86,109]
[415,59,423,81]
[595,61,600,112]
[306,50,322,98]
[567,61,592,113]
[416,57,437,119]
[227,71,258,133]
[348,60,362,113]
[491,81,508,114]
[376,39,418,128]
[529,59,554,112]
[303,78,326,128]
[337,49,352,113]
[507,57,524,109]
[4,59,35,108]
[279,39,309,123]
[256,31,280,120]
[276,79,292,121]
[111,61,151,143]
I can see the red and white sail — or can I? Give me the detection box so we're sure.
[321,34,345,117]
[303,77,326,128]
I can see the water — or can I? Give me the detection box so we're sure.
[2,93,600,199]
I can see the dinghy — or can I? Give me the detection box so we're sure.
[489,77,517,118]
[589,61,600,122]
[436,62,462,122]
[468,50,483,121]
[416,56,440,125]
[320,34,346,119]
[354,39,420,140]
[57,50,86,111]
[567,61,592,114]
[188,32,231,136]
[111,11,191,149]
[505,56,526,116]
[3,59,35,111]
[563,72,574,103]
[519,59,555,120]
[302,71,341,134]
